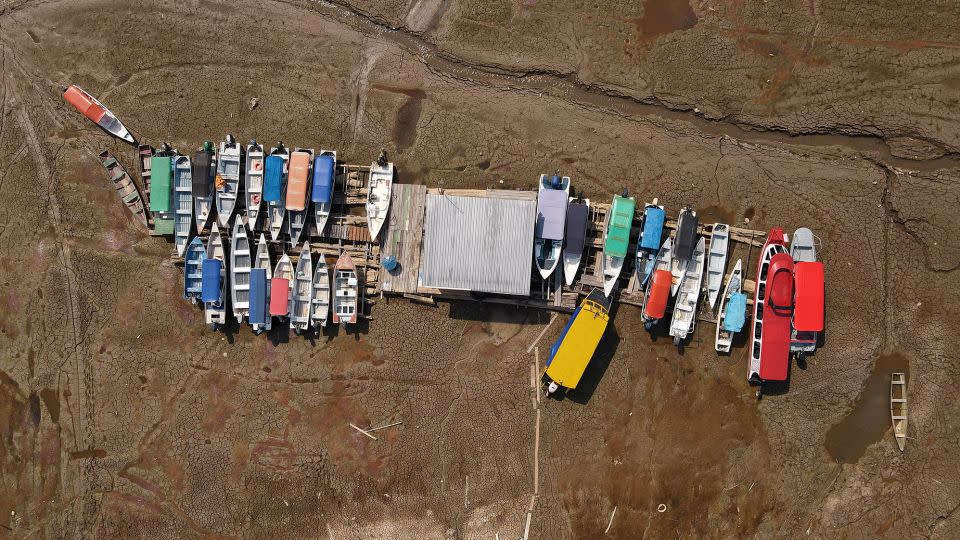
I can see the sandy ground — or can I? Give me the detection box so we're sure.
[1,0,959,538]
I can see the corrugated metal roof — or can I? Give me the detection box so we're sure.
[421,194,536,296]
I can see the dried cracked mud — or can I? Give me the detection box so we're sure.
[1,0,960,538]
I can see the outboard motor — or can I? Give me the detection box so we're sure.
[550,175,561,189]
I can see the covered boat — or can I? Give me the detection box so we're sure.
[172,155,193,256]
[230,220,252,324]
[534,174,570,280]
[183,237,205,303]
[642,237,673,331]
[265,144,289,241]
[790,228,823,357]
[251,234,273,334]
[671,206,698,295]
[270,254,293,318]
[215,135,242,228]
[312,151,336,237]
[62,85,136,144]
[310,254,331,328]
[366,160,394,240]
[286,148,314,248]
[635,199,665,288]
[669,237,706,350]
[706,223,730,309]
[149,153,174,235]
[715,259,745,353]
[333,252,359,324]
[248,269,268,332]
[203,226,228,330]
[748,229,794,390]
[543,289,611,395]
[244,141,265,232]
[290,243,313,333]
[601,193,636,297]
[562,196,590,286]
[98,150,149,228]
[192,142,215,233]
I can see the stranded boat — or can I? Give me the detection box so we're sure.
[635,199,665,289]
[790,228,824,359]
[642,238,673,331]
[534,174,570,280]
[215,135,242,228]
[137,145,154,208]
[891,373,908,451]
[230,220,252,324]
[333,252,359,324]
[312,151,336,237]
[366,159,394,240]
[270,254,294,319]
[562,195,590,286]
[715,259,746,353]
[290,243,313,334]
[671,206,699,295]
[149,149,175,235]
[748,229,794,393]
[192,142,215,233]
[244,141,265,232]
[183,237,205,303]
[543,289,612,395]
[669,237,706,350]
[62,85,136,144]
[264,144,289,241]
[706,223,730,309]
[601,192,636,297]
[172,154,193,256]
[310,254,331,328]
[286,148,314,248]
[202,225,228,330]
[250,234,272,334]
[98,150,149,228]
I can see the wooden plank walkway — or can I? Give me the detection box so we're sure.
[380,183,426,293]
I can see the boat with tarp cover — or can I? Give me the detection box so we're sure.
[534,174,569,280]
[642,237,673,331]
[270,254,293,319]
[790,228,823,359]
[286,148,313,248]
[312,151,336,237]
[149,149,175,235]
[715,259,746,353]
[562,195,590,286]
[748,229,794,394]
[250,234,272,334]
[635,199,665,289]
[543,289,611,395]
[265,144,289,241]
[202,225,228,330]
[601,192,636,297]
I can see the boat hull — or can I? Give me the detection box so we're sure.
[333,253,359,324]
[173,156,193,256]
[245,143,265,232]
[216,139,242,228]
[251,234,273,333]
[706,223,729,310]
[230,221,252,324]
[366,162,394,240]
[669,238,706,344]
[715,259,743,352]
[748,230,793,384]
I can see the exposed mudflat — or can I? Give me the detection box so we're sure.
[1,0,959,538]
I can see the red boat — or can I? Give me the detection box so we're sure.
[643,269,671,323]
[748,229,794,387]
[62,85,136,144]
[792,261,824,354]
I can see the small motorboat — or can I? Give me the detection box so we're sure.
[202,225,228,330]
[562,195,590,286]
[62,85,136,144]
[244,140,265,232]
[706,223,730,309]
[669,237,706,350]
[715,259,746,353]
[172,154,193,256]
[97,150,149,228]
[137,145,154,205]
[748,229,794,393]
[671,206,699,295]
[215,135,242,228]
[601,191,636,297]
[183,237,205,303]
[270,254,294,320]
[534,174,570,280]
[310,254,331,329]
[312,151,336,237]
[286,148,314,249]
[333,252,359,324]
[635,199,665,289]
[790,228,824,359]
[192,142,216,233]
[290,243,313,334]
[366,157,394,240]
[230,220,252,324]
[891,373,908,451]
[543,289,612,395]
[264,144,289,241]
[250,234,273,334]
[148,149,175,235]
[642,237,673,331]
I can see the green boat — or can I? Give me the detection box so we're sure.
[602,193,636,296]
[149,154,174,235]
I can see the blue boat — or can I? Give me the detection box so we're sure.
[635,199,665,288]
[312,151,336,236]
[265,144,289,241]
[249,268,268,328]
[183,237,205,303]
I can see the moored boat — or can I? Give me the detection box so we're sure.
[290,243,313,334]
[312,151,336,237]
[891,373,908,451]
[669,237,706,350]
[192,142,216,233]
[706,223,730,309]
[748,229,794,393]
[244,140,265,232]
[149,149,175,235]
[562,195,590,286]
[250,234,273,334]
[642,237,673,331]
[333,252,359,324]
[173,154,193,256]
[715,259,745,353]
[62,85,136,144]
[635,199,665,289]
[264,143,289,242]
[286,148,314,249]
[310,254,331,328]
[543,289,612,395]
[202,225,228,330]
[137,145,154,208]
[97,150,149,228]
[183,237,205,303]
[366,158,394,241]
[790,228,824,359]
[270,254,294,319]
[215,135,242,228]
[230,220,252,324]
[601,192,636,297]
[671,206,699,295]
[534,174,570,280]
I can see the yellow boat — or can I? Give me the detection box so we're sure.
[544,289,611,394]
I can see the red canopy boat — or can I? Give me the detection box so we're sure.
[748,229,794,386]
[792,261,824,350]
[269,277,290,316]
[643,269,671,321]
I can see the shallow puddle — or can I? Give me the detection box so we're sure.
[824,353,910,463]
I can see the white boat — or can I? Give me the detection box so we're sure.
[669,237,706,349]
[251,234,272,334]
[706,223,730,309]
[333,252,359,324]
[891,373,908,451]
[312,150,336,238]
[192,142,216,233]
[366,160,394,241]
[230,219,252,324]
[310,254,331,329]
[562,196,590,286]
[266,144,289,242]
[244,140,265,232]
[285,148,313,249]
[641,237,673,330]
[290,243,313,334]
[534,174,570,280]
[715,259,744,353]
[203,225,228,330]
[172,154,193,256]
[272,254,294,319]
[216,135,242,228]
[601,193,637,297]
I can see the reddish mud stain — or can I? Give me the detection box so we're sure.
[201,374,238,433]
[40,388,59,423]
[250,437,296,471]
[69,448,107,459]
[824,353,910,463]
[632,0,698,42]
[738,36,784,57]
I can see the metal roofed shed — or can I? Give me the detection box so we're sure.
[420,193,537,296]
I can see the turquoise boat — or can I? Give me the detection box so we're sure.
[601,192,636,296]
